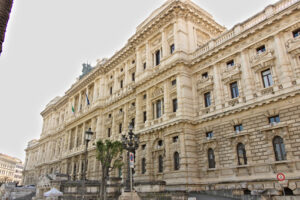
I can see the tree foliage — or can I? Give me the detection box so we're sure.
[96,139,123,200]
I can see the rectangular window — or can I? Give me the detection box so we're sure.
[202,72,208,79]
[131,118,135,128]
[110,87,113,95]
[227,60,235,67]
[156,100,162,118]
[108,128,111,137]
[173,136,179,143]
[143,94,147,99]
[119,123,122,134]
[108,113,112,118]
[120,80,123,89]
[293,28,300,38]
[234,124,243,133]
[206,132,214,139]
[142,144,146,150]
[204,92,211,107]
[171,79,177,86]
[143,62,147,70]
[256,45,266,54]
[172,98,178,112]
[261,69,273,88]
[230,82,239,99]
[143,111,147,123]
[155,50,161,66]
[132,72,135,82]
[170,44,175,54]
[269,115,280,124]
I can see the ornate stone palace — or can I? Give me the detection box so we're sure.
[23,0,300,198]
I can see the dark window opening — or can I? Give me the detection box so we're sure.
[269,115,280,124]
[244,189,251,195]
[227,60,235,67]
[284,188,294,195]
[156,100,162,118]
[107,128,111,137]
[132,72,135,82]
[237,143,247,165]
[174,152,180,170]
[208,148,215,169]
[206,131,213,139]
[110,87,113,95]
[230,82,239,98]
[143,111,147,123]
[256,45,266,54]
[293,28,300,38]
[143,62,146,70]
[170,44,175,54]
[155,50,161,66]
[142,144,146,150]
[234,124,243,133]
[120,80,123,89]
[261,69,273,88]
[172,98,178,112]
[202,72,208,79]
[273,136,286,161]
[141,158,146,174]
[158,155,163,173]
[204,92,211,107]
[143,94,147,99]
[158,140,163,147]
[173,136,179,143]
[171,79,177,86]
[119,123,122,134]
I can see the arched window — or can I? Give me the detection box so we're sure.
[141,158,146,174]
[174,152,180,170]
[237,143,247,165]
[158,155,163,173]
[273,136,286,161]
[208,148,215,169]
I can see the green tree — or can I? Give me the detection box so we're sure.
[96,139,123,200]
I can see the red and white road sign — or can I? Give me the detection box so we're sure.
[129,152,134,168]
[277,173,285,181]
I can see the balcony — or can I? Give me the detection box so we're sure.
[250,49,275,71]
[221,64,242,84]
[285,36,300,55]
[197,75,214,93]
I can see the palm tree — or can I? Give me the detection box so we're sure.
[96,139,123,200]
[0,0,13,55]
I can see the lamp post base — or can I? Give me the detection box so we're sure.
[118,191,141,200]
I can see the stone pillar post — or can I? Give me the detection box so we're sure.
[135,94,142,130]
[162,29,169,59]
[274,33,292,88]
[240,49,255,100]
[163,80,171,119]
[212,64,223,109]
[82,122,86,147]
[136,47,142,76]
[146,90,153,125]
[174,21,179,53]
[146,41,152,68]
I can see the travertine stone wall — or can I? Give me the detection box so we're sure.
[23,0,300,197]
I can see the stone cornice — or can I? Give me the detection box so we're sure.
[192,0,300,66]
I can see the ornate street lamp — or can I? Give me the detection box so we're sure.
[121,122,139,192]
[82,128,94,180]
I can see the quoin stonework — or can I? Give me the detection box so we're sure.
[23,0,300,199]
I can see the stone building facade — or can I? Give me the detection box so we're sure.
[23,0,300,198]
[0,153,23,184]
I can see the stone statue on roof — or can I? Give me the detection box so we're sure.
[79,63,93,79]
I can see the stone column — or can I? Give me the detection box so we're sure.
[146,41,152,68]
[240,49,255,100]
[136,47,142,76]
[274,33,292,88]
[212,64,223,109]
[78,92,82,112]
[82,122,86,147]
[174,21,179,52]
[135,94,142,130]
[93,79,99,102]
[163,80,171,119]
[95,115,102,140]
[162,29,169,59]
[146,90,153,125]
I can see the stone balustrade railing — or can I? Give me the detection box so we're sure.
[193,0,299,59]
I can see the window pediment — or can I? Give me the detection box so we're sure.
[285,37,300,55]
[250,49,275,69]
[151,87,164,99]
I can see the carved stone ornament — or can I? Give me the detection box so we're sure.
[222,64,242,83]
[250,49,275,69]
[151,87,164,99]
[285,37,300,53]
